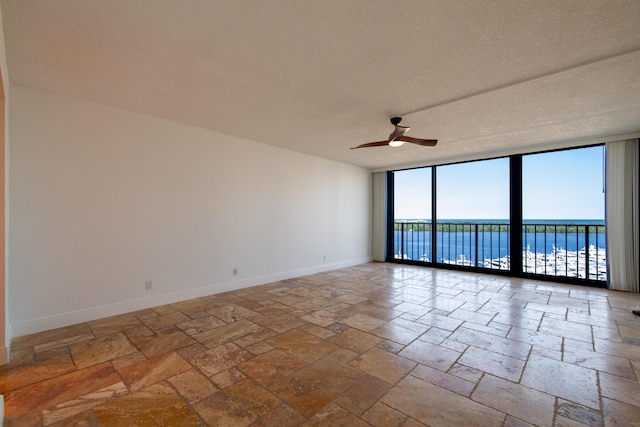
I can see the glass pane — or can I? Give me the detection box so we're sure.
[393,168,432,261]
[436,158,510,269]
[522,146,606,280]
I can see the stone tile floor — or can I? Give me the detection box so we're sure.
[2,263,640,426]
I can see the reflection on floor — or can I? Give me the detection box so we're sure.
[2,263,640,426]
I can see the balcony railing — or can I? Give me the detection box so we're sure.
[393,221,606,281]
[523,223,606,281]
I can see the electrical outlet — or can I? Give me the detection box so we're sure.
[232,268,239,276]
[145,280,154,291]
[323,255,326,262]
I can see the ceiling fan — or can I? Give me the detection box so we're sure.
[351,117,437,149]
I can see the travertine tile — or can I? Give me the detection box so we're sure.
[194,318,264,348]
[521,354,600,409]
[93,382,200,426]
[556,399,604,426]
[297,323,336,339]
[362,402,407,427]
[234,328,279,347]
[450,327,530,360]
[382,375,505,426]
[245,340,275,355]
[210,367,246,389]
[563,346,636,379]
[345,302,402,321]
[4,362,120,419]
[259,313,306,333]
[11,323,92,351]
[415,312,464,331]
[341,313,388,332]
[46,409,97,426]
[600,371,640,407]
[418,326,451,345]
[42,381,128,425]
[142,311,191,331]
[176,342,208,359]
[411,364,475,397]
[329,328,382,353]
[334,375,391,416]
[349,347,416,384]
[399,339,461,372]
[188,342,254,377]
[602,398,640,427]
[300,309,343,327]
[539,317,593,342]
[448,362,484,383]
[118,352,192,391]
[472,374,555,426]
[194,379,282,426]
[371,318,429,345]
[0,354,76,393]
[167,369,218,403]
[33,333,94,355]
[328,347,360,364]
[334,293,370,305]
[267,329,339,363]
[254,404,306,427]
[423,297,465,313]
[153,304,179,315]
[506,326,563,351]
[303,403,371,427]
[123,325,156,347]
[269,361,359,418]
[69,332,137,369]
[238,349,305,387]
[503,415,537,427]
[594,337,640,361]
[458,345,525,382]
[170,297,211,314]
[139,330,195,358]
[393,302,431,317]
[110,351,146,370]
[6,263,640,426]
[87,313,144,336]
[177,315,226,335]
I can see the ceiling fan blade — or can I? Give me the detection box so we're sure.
[389,125,410,140]
[396,136,438,147]
[351,140,390,149]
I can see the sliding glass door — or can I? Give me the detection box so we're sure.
[522,146,606,281]
[389,144,607,286]
[393,167,432,262]
[435,158,510,269]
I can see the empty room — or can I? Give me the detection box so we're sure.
[1,1,639,426]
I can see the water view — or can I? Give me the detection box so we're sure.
[394,219,607,281]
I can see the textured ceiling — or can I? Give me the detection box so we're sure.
[2,0,639,170]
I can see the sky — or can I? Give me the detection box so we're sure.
[394,145,605,220]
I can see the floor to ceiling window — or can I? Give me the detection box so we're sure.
[435,158,510,269]
[389,144,606,286]
[522,146,606,281]
[393,167,432,262]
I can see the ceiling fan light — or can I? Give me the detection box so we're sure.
[389,140,404,147]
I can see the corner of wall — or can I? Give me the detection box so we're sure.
[0,0,10,366]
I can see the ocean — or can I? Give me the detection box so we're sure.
[394,219,606,280]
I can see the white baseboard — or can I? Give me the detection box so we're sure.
[11,258,371,337]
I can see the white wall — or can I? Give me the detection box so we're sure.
[8,85,371,336]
